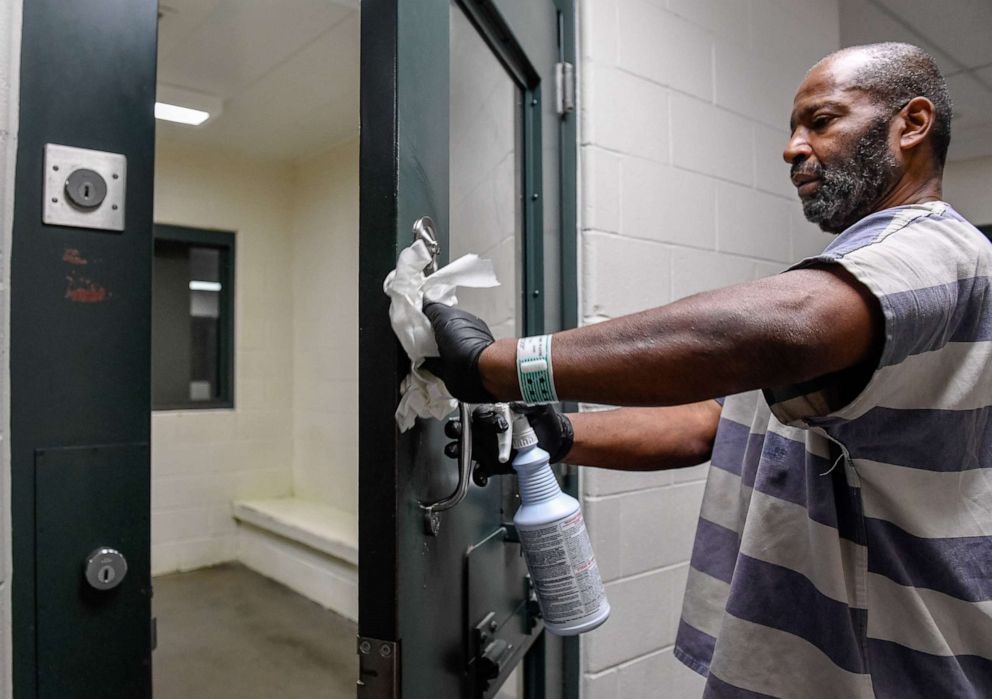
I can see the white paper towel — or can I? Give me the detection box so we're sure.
[383,239,499,431]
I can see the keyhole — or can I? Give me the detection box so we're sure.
[64,169,107,209]
[99,566,115,584]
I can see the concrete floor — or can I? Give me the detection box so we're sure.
[153,563,358,699]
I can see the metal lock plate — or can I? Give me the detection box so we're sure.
[84,547,128,591]
[43,143,127,231]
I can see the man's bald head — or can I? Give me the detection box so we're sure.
[814,43,952,169]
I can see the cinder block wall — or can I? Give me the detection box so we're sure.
[576,1,838,695]
[151,139,362,577]
[152,143,297,574]
[0,1,21,693]
[289,138,360,516]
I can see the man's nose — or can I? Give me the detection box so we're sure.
[783,129,812,164]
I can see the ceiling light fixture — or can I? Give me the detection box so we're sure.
[189,281,222,292]
[155,83,223,127]
[155,102,210,126]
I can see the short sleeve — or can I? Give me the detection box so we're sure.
[765,206,992,426]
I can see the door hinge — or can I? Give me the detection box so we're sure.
[555,61,575,116]
[357,636,399,698]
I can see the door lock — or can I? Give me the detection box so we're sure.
[84,547,128,591]
[64,168,108,209]
[43,143,127,231]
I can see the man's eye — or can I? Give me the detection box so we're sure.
[812,115,834,129]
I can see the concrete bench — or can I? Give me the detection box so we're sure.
[233,497,358,621]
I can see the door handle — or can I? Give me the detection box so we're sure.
[421,401,474,536]
[410,216,474,536]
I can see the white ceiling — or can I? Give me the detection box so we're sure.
[840,0,992,161]
[157,0,992,164]
[156,0,359,163]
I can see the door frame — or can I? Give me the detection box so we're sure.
[9,0,158,696]
[0,0,20,689]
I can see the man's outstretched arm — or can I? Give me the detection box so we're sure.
[565,401,722,471]
[471,266,882,407]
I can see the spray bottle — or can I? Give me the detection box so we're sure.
[511,412,610,635]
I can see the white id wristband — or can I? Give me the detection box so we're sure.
[516,335,558,404]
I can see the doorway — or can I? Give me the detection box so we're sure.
[150,1,362,696]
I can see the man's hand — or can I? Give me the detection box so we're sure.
[513,403,574,464]
[444,403,576,487]
[444,405,515,484]
[422,302,496,403]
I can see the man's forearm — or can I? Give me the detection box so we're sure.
[564,402,721,471]
[480,267,882,406]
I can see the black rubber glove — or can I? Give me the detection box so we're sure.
[512,402,574,464]
[422,302,496,403]
[444,405,515,486]
[445,403,575,478]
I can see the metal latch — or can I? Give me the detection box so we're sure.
[357,637,399,698]
[555,61,575,116]
[412,215,440,274]
[473,612,515,694]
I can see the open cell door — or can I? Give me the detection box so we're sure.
[359,0,577,697]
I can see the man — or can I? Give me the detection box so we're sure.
[424,43,991,697]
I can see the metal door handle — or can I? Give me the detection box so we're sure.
[409,216,474,536]
[421,401,474,535]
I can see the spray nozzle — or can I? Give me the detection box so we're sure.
[494,403,513,463]
[511,413,539,450]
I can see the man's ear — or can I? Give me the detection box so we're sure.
[898,96,935,152]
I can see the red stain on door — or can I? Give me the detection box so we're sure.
[63,249,111,303]
[65,279,110,303]
[63,248,88,265]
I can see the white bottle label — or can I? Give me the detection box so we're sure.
[518,510,607,624]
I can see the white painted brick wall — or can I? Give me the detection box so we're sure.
[670,93,754,186]
[584,232,672,317]
[0,1,20,694]
[577,1,838,696]
[289,139,360,515]
[620,159,718,249]
[582,64,670,164]
[151,140,361,585]
[152,144,297,575]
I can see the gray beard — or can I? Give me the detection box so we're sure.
[800,118,900,234]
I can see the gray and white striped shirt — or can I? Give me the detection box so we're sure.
[675,202,992,698]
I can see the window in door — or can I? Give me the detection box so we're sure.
[448,2,524,339]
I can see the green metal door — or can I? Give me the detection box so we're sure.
[358,1,577,696]
[10,0,158,696]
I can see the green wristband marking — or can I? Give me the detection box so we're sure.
[516,334,558,404]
